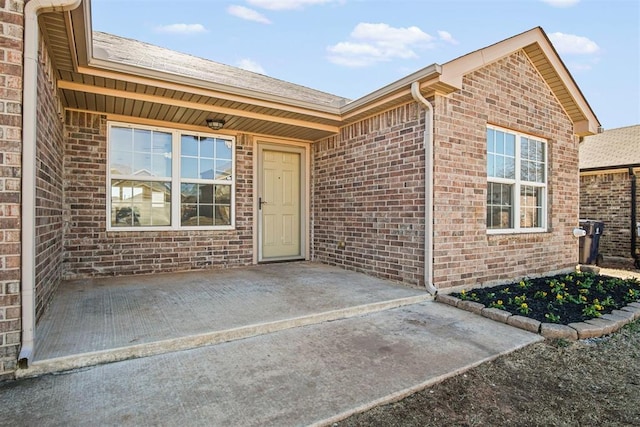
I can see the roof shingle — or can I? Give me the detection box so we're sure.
[579,125,640,170]
[92,31,351,109]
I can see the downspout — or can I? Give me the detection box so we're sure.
[410,82,437,295]
[630,167,639,268]
[20,0,83,366]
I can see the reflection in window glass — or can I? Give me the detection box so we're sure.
[200,137,215,158]
[181,137,232,180]
[487,182,513,229]
[111,180,171,227]
[181,135,198,157]
[181,157,198,180]
[109,124,234,229]
[180,183,232,226]
[520,137,546,183]
[109,126,172,178]
[216,139,232,160]
[487,129,516,179]
[110,127,133,153]
[200,158,215,180]
[520,185,543,228]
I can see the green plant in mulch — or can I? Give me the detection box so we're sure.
[454,272,640,324]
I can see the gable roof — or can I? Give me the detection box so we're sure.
[38,1,600,141]
[579,125,640,171]
[92,32,350,109]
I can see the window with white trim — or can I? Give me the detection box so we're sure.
[486,126,547,232]
[108,123,235,230]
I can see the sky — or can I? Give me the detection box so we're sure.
[91,0,640,130]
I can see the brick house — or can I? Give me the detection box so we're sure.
[579,125,640,267]
[0,0,600,379]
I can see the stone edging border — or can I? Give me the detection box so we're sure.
[435,294,640,340]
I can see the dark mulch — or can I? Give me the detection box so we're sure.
[451,271,640,324]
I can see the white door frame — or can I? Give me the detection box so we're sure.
[253,139,309,263]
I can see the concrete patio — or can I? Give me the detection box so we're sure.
[23,262,431,377]
[1,261,542,426]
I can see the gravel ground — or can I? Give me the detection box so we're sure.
[337,263,640,427]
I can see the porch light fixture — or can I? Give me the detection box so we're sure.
[206,118,226,131]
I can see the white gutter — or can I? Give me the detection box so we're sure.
[20,0,83,367]
[410,82,438,295]
[341,64,441,114]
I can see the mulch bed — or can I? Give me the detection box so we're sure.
[451,271,640,324]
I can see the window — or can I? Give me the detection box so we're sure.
[108,123,235,230]
[487,126,547,232]
[180,135,233,226]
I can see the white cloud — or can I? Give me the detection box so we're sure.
[568,63,593,72]
[237,59,267,74]
[438,30,459,45]
[548,32,600,54]
[154,23,208,34]
[228,5,271,24]
[247,0,334,10]
[327,22,434,67]
[541,0,580,7]
[566,57,601,73]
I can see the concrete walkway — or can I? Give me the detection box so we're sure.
[0,263,543,426]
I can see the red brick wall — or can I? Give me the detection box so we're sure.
[0,0,23,380]
[580,171,637,259]
[34,38,65,320]
[313,104,426,286]
[313,50,578,290]
[63,111,254,278]
[432,51,577,289]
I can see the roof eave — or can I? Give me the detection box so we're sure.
[67,6,602,139]
[439,27,601,137]
[339,63,444,116]
[85,57,344,116]
[69,1,345,119]
[580,164,640,173]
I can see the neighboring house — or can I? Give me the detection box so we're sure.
[0,0,599,379]
[579,125,640,266]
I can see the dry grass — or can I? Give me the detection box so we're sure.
[337,319,640,427]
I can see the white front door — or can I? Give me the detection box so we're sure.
[258,145,304,261]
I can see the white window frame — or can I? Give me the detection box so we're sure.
[107,121,236,231]
[487,125,547,234]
